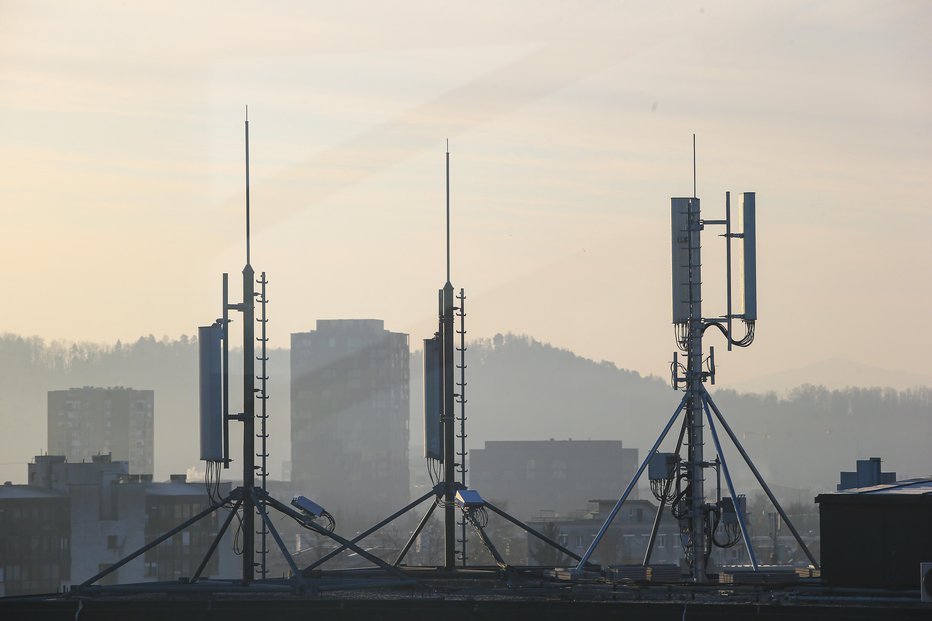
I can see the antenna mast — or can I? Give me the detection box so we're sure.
[574,139,819,582]
[441,141,457,569]
[692,133,697,198]
[245,106,251,266]
[447,138,450,282]
[240,106,257,582]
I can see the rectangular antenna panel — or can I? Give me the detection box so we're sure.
[671,197,700,323]
[198,324,224,462]
[423,336,443,461]
[734,192,757,321]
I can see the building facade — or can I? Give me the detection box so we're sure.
[47,387,154,475]
[291,320,410,523]
[818,476,932,588]
[469,439,639,520]
[0,483,70,596]
[0,455,235,595]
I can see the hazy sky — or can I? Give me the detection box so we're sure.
[1,1,930,386]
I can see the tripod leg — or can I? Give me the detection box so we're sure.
[80,492,237,586]
[465,512,507,570]
[643,415,689,567]
[395,497,439,566]
[304,489,437,571]
[483,502,589,567]
[575,391,690,572]
[702,398,759,569]
[704,389,820,569]
[260,492,413,581]
[255,496,305,588]
[192,498,242,582]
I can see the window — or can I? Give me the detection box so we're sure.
[107,535,119,550]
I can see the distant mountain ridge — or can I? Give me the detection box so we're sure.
[414,334,932,494]
[0,332,929,498]
[730,358,932,395]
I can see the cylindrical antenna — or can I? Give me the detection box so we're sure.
[245,105,251,266]
[692,133,697,199]
[446,139,450,283]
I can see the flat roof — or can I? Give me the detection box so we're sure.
[829,477,932,495]
[816,477,932,504]
[0,484,67,500]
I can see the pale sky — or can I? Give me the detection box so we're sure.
[1,0,930,385]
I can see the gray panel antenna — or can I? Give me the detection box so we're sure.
[198,324,224,462]
[423,336,443,460]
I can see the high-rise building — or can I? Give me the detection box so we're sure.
[47,387,154,475]
[291,320,410,522]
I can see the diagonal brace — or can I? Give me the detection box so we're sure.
[703,389,820,569]
[304,488,438,572]
[81,491,238,586]
[575,391,690,571]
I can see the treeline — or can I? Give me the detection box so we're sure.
[1,332,929,495]
[0,333,291,484]
[414,333,932,494]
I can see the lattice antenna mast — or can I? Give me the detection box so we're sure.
[255,271,270,578]
[574,136,819,583]
[455,288,468,565]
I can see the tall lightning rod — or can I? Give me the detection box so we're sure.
[692,133,697,199]
[246,106,251,266]
[447,138,450,282]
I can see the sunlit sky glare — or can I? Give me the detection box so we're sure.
[1,1,930,385]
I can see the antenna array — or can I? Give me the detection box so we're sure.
[574,137,818,582]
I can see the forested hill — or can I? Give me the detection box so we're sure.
[413,334,932,493]
[0,334,291,485]
[1,332,929,494]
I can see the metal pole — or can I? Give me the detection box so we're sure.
[261,492,414,581]
[441,143,457,570]
[701,398,758,569]
[395,498,439,566]
[465,514,507,570]
[240,110,257,584]
[684,197,707,582]
[703,390,821,569]
[725,192,733,352]
[192,499,243,582]
[484,502,590,566]
[245,107,251,266]
[304,489,437,571]
[575,392,690,571]
[242,264,256,584]
[222,273,230,467]
[643,416,688,567]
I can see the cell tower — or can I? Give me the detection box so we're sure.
[305,144,583,574]
[574,137,819,582]
[79,110,408,593]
